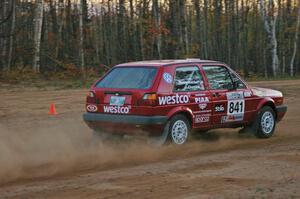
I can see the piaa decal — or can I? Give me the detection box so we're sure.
[195,96,209,103]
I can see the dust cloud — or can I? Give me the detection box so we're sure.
[0,120,167,185]
[0,119,255,185]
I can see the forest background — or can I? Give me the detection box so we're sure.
[0,0,299,87]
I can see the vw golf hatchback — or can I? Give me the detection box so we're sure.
[83,59,287,145]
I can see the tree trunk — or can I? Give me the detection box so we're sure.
[7,0,15,72]
[55,0,64,61]
[290,3,300,77]
[271,14,279,77]
[193,0,201,57]
[32,0,44,73]
[79,0,85,79]
[203,0,209,59]
[259,0,279,77]
[152,0,161,59]
[1,0,8,71]
[93,8,101,66]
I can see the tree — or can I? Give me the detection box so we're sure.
[32,0,44,73]
[152,0,162,59]
[7,0,16,72]
[290,2,300,77]
[79,0,85,79]
[1,0,300,78]
[259,0,280,77]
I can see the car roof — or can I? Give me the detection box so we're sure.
[116,59,220,67]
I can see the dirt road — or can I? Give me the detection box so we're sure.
[0,80,299,198]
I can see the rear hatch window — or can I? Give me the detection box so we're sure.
[96,67,158,89]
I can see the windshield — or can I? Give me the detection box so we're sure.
[96,67,158,89]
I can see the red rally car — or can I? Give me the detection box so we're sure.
[83,59,287,145]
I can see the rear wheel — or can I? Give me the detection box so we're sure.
[254,106,276,138]
[149,114,191,146]
[168,115,191,145]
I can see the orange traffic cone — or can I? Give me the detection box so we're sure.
[48,103,58,115]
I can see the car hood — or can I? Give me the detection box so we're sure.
[251,87,283,97]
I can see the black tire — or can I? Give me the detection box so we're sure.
[253,106,276,138]
[168,114,191,145]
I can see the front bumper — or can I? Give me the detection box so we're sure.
[83,113,168,135]
[276,105,287,121]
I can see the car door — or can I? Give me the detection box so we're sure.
[202,65,250,126]
[172,65,212,128]
[227,68,258,123]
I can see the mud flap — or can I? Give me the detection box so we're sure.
[148,121,170,146]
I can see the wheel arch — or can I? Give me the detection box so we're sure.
[166,106,194,126]
[257,98,277,119]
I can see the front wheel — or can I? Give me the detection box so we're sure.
[254,106,276,138]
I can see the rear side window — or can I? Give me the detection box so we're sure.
[96,67,157,89]
[203,66,233,90]
[174,66,205,92]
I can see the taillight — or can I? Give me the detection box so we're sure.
[87,91,96,104]
[141,93,157,106]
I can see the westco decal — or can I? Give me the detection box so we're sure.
[103,106,130,114]
[158,94,189,105]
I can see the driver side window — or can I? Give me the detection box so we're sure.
[229,71,247,89]
[203,66,233,90]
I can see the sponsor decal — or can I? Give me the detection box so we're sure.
[163,72,173,84]
[158,94,189,105]
[215,104,225,112]
[227,100,244,115]
[199,103,207,110]
[187,85,201,90]
[195,114,210,123]
[226,91,244,100]
[226,99,245,122]
[221,115,244,123]
[195,96,209,103]
[103,105,131,114]
[87,104,98,112]
[244,91,252,97]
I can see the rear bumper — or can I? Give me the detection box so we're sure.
[276,105,287,122]
[83,113,167,125]
[83,113,167,135]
